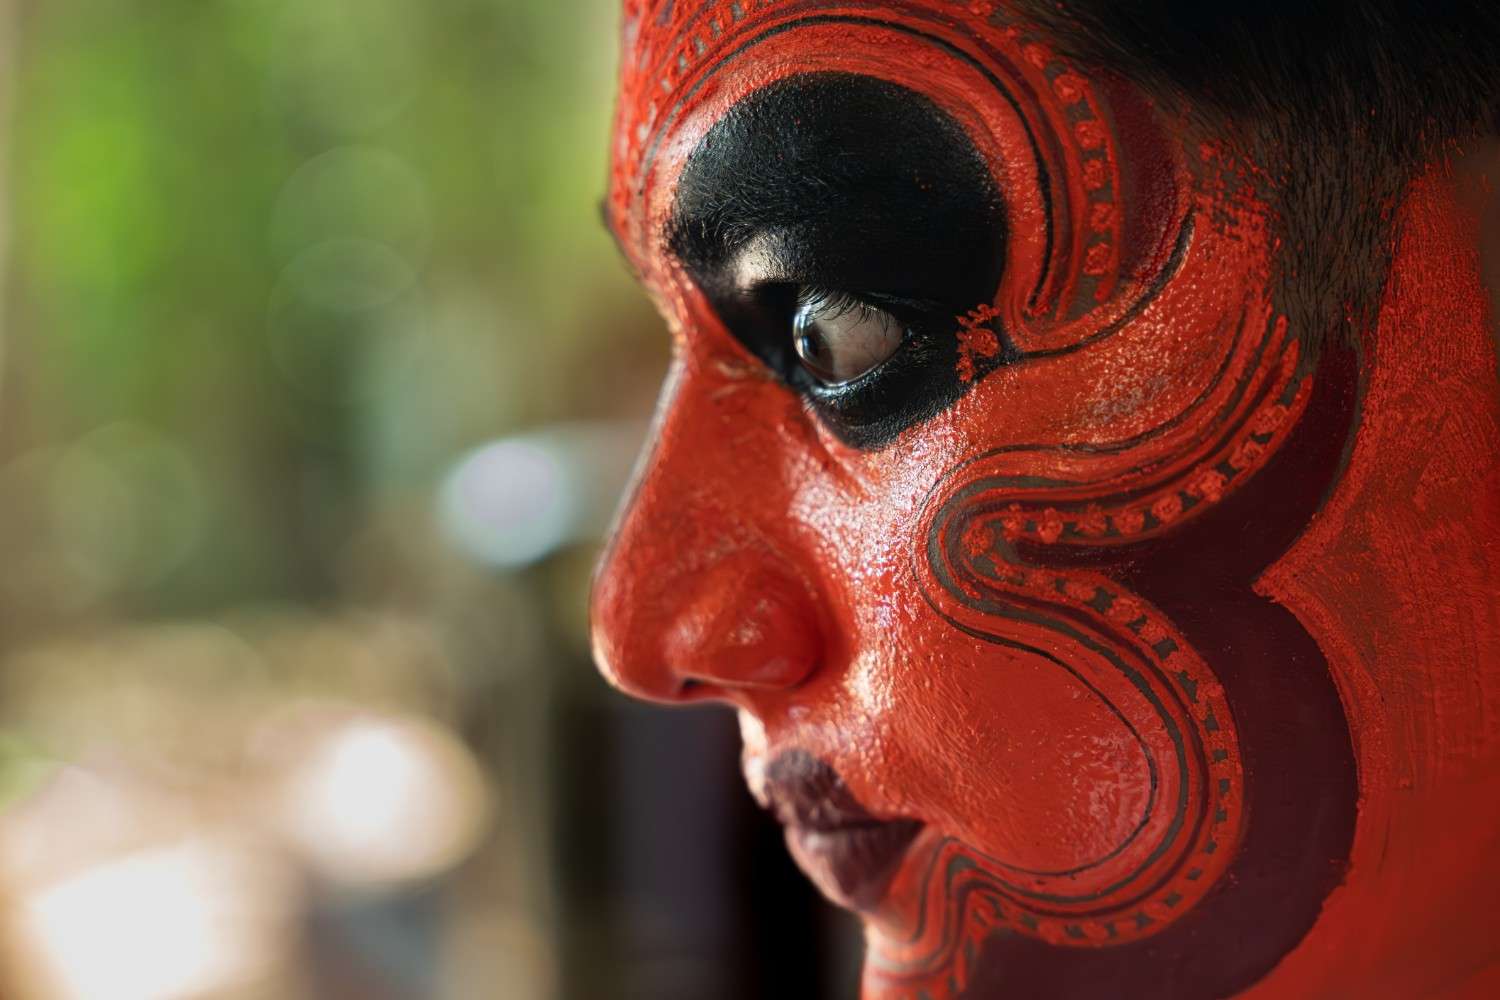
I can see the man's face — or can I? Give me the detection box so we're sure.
[591,3,1356,996]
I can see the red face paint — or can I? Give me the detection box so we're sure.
[591,3,1500,997]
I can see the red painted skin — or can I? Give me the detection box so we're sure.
[590,2,1500,997]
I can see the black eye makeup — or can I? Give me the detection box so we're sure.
[667,72,1010,449]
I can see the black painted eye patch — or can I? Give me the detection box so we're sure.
[666,72,1009,448]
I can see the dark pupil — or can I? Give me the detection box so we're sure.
[796,324,833,375]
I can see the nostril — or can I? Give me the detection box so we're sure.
[664,563,822,693]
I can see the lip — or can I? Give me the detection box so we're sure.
[761,750,923,912]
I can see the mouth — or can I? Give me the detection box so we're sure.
[760,750,923,912]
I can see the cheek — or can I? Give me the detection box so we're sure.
[948,285,1249,448]
[789,463,1153,873]
[860,588,1152,873]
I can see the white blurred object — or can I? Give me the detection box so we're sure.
[0,766,299,1000]
[14,837,295,1000]
[0,692,493,998]
[438,422,644,569]
[260,707,490,888]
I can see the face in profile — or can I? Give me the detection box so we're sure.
[590,2,1500,998]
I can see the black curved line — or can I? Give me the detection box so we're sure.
[917,564,1205,907]
[912,303,1265,526]
[1017,211,1193,360]
[873,850,1009,976]
[961,369,1292,529]
[916,587,1166,884]
[915,532,1211,907]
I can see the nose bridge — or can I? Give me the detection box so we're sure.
[590,355,823,704]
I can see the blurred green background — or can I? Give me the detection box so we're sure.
[1,0,662,620]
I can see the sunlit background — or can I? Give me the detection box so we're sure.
[0,2,854,998]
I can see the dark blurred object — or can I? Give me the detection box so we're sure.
[555,695,861,1000]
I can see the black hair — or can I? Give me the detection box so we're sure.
[1010,0,1500,357]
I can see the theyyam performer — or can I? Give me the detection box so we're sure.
[590,3,1500,997]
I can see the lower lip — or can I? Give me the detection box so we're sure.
[785,820,923,912]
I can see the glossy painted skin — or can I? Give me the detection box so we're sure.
[591,2,1500,998]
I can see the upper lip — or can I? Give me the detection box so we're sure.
[761,749,894,831]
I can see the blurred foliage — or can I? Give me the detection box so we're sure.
[0,4,669,997]
[3,0,660,622]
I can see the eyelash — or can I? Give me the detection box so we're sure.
[795,286,887,323]
[795,285,945,339]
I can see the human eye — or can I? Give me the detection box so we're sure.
[667,72,1009,448]
[791,288,906,387]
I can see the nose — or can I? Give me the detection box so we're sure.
[590,355,824,705]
